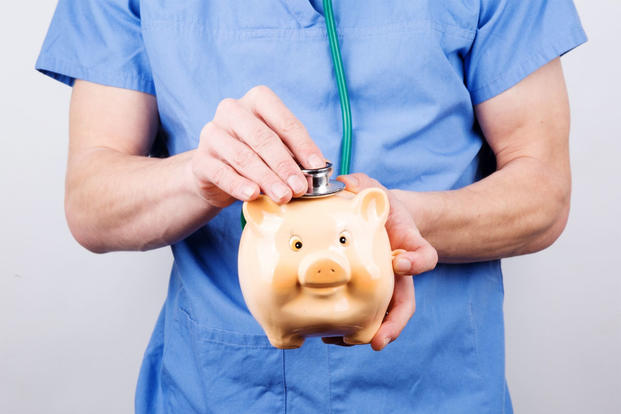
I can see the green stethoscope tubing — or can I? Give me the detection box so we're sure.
[241,0,352,228]
[323,0,353,176]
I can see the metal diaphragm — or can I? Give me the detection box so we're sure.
[300,161,345,198]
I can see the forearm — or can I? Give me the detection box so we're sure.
[65,81,329,253]
[65,148,219,253]
[393,156,570,263]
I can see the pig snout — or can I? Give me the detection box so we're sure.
[298,252,351,288]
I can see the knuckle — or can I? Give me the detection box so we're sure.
[352,173,371,184]
[411,247,437,275]
[252,127,277,152]
[207,164,228,187]
[193,144,209,162]
[216,98,238,115]
[425,246,438,269]
[197,142,216,161]
[280,117,304,137]
[259,171,275,186]
[401,230,418,249]
[231,148,256,168]
[244,85,271,102]
[251,85,272,95]
[273,158,296,176]
[295,141,317,157]
[199,122,217,141]
[410,259,425,275]
[199,137,225,158]
[367,177,381,187]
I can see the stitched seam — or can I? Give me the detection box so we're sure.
[327,345,333,414]
[502,379,506,414]
[282,350,288,414]
[468,301,483,381]
[142,19,475,41]
[178,306,274,349]
[36,55,154,85]
[172,267,210,411]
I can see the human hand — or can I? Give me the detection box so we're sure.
[190,85,325,208]
[323,173,438,351]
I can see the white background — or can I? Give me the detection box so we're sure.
[1,1,619,413]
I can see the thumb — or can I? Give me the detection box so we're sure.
[392,246,438,276]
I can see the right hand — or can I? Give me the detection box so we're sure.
[190,85,326,208]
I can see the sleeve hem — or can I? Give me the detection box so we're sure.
[469,25,587,105]
[35,55,156,96]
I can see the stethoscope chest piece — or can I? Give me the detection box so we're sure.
[300,161,345,198]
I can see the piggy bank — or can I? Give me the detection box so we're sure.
[238,188,399,349]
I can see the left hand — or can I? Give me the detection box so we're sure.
[322,173,438,351]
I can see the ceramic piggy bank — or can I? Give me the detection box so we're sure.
[238,188,399,349]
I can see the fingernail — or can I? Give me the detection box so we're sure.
[383,337,392,347]
[395,258,411,273]
[241,186,256,199]
[287,175,307,195]
[272,182,290,200]
[308,154,325,169]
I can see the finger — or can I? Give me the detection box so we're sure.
[241,85,325,169]
[371,275,415,351]
[337,173,380,193]
[214,131,294,204]
[201,123,290,203]
[393,247,438,276]
[215,98,308,197]
[321,337,354,347]
[194,157,260,202]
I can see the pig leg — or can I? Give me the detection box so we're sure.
[265,330,305,349]
[342,318,383,345]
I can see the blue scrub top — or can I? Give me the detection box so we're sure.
[37,1,586,412]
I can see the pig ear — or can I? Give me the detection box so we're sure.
[243,195,284,227]
[353,188,390,224]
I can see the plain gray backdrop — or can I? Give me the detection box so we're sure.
[1,1,619,413]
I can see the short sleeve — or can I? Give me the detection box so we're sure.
[35,0,155,95]
[465,0,587,105]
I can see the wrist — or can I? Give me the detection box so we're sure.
[182,150,219,210]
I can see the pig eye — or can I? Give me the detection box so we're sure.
[338,232,350,246]
[289,236,303,251]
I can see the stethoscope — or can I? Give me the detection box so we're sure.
[241,0,351,226]
[302,0,352,198]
